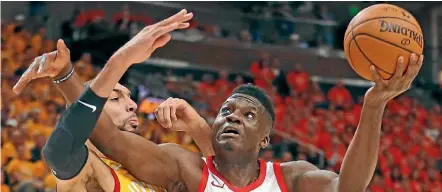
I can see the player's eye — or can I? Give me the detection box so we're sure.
[110,97,120,101]
[221,107,232,115]
[245,112,255,120]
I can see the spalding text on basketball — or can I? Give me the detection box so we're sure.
[379,20,423,48]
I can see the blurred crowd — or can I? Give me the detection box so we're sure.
[60,3,153,43]
[2,3,442,192]
[59,2,338,49]
[1,17,100,191]
[241,2,336,47]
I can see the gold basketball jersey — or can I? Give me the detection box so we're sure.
[101,157,166,192]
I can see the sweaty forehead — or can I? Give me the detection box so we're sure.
[224,93,264,111]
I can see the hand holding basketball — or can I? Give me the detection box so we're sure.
[344,4,423,81]
[365,53,423,105]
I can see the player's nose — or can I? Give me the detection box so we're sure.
[226,112,241,125]
[126,98,138,112]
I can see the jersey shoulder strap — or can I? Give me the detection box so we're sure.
[197,157,209,192]
[271,162,289,192]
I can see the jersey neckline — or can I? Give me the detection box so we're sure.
[206,156,267,192]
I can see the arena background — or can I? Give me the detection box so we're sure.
[1,1,441,192]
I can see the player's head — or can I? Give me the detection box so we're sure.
[211,84,275,155]
[106,83,139,134]
[85,81,139,134]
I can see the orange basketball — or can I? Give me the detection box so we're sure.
[343,4,424,80]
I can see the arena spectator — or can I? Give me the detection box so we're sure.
[327,80,353,107]
[198,73,218,97]
[3,15,25,42]
[74,52,97,81]
[232,74,244,86]
[250,53,270,78]
[286,63,310,93]
[238,29,252,43]
[6,26,28,55]
[178,73,197,101]
[2,129,32,166]
[30,26,45,54]
[370,173,387,192]
[278,152,291,163]
[113,4,133,33]
[5,145,35,187]
[215,70,231,91]
[260,147,275,162]
[314,5,335,47]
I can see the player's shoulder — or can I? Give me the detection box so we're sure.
[279,160,320,180]
[278,160,338,192]
[280,160,338,178]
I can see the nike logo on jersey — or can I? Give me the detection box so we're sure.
[78,100,97,112]
[211,181,225,188]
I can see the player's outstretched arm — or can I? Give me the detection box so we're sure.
[155,98,214,157]
[14,10,201,189]
[12,41,116,191]
[289,54,423,192]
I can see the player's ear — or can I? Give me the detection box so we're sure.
[259,136,270,149]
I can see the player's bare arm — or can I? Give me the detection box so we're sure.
[281,54,424,192]
[82,10,204,189]
[155,97,214,157]
[14,9,206,191]
[72,10,205,189]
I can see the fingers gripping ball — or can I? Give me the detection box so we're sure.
[343,4,424,80]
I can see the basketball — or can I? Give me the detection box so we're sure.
[344,4,424,80]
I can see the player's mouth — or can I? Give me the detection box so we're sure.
[220,126,241,137]
[127,116,139,125]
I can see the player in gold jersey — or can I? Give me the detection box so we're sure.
[13,10,213,192]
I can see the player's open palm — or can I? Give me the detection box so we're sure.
[366,53,423,103]
[155,98,205,132]
[114,9,193,65]
[12,39,71,95]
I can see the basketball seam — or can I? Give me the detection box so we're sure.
[354,33,416,77]
[344,16,422,44]
[345,33,357,71]
[346,15,361,74]
[355,33,415,54]
[347,41,359,76]
[351,29,394,75]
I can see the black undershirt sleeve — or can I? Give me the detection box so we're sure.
[42,86,107,180]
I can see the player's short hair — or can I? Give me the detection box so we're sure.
[229,84,275,126]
